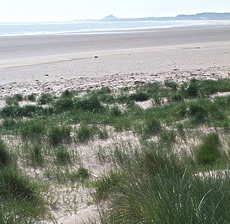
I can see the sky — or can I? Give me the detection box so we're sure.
[0,0,230,22]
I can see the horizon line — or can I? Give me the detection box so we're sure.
[0,11,229,23]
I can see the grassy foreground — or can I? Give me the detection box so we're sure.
[1,78,230,223]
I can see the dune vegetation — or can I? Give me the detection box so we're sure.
[1,78,230,223]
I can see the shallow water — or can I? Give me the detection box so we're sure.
[1,20,230,36]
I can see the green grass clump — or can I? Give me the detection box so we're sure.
[93,171,124,201]
[30,145,44,166]
[110,105,122,117]
[113,117,132,132]
[0,105,44,118]
[47,125,71,146]
[188,103,208,124]
[0,140,11,166]
[5,94,23,106]
[55,146,71,165]
[21,105,44,117]
[76,124,92,143]
[38,93,53,105]
[69,167,90,182]
[129,92,149,102]
[0,167,46,222]
[19,120,45,141]
[165,80,178,91]
[97,128,109,140]
[145,117,161,136]
[198,79,230,96]
[5,96,19,106]
[0,168,37,201]
[159,130,176,148]
[0,106,22,117]
[26,93,36,102]
[171,93,184,102]
[184,79,199,98]
[14,94,23,102]
[90,87,115,104]
[60,89,74,98]
[54,98,75,112]
[176,123,185,137]
[1,118,17,130]
[98,148,230,224]
[196,133,221,166]
[76,97,105,113]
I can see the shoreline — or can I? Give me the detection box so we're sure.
[1,20,230,37]
[1,23,230,38]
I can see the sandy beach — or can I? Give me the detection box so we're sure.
[1,24,230,223]
[0,25,230,87]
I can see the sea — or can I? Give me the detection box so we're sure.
[0,20,230,36]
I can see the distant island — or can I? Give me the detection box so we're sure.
[102,13,230,21]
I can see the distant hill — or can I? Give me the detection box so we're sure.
[103,15,119,21]
[102,12,230,21]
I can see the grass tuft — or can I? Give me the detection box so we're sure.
[0,140,11,166]
[47,125,71,146]
[196,133,221,166]
[55,145,71,165]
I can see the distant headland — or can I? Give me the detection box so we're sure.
[102,12,230,21]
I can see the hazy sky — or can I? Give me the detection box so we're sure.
[0,0,230,22]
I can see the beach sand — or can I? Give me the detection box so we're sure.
[0,25,230,87]
[1,25,230,223]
